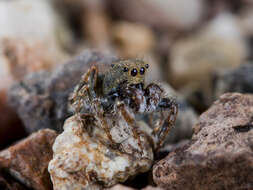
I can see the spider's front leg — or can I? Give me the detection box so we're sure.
[155,98,178,149]
[144,84,178,150]
[69,66,98,114]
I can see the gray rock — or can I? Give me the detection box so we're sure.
[213,63,253,99]
[153,93,253,190]
[8,50,117,133]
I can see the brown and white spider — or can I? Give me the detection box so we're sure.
[49,59,178,190]
[69,58,178,150]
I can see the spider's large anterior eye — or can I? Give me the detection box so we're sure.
[123,67,129,72]
[131,68,138,76]
[145,64,149,69]
[140,67,145,75]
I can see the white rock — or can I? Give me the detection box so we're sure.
[49,114,153,190]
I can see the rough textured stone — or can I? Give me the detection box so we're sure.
[213,63,253,99]
[153,93,253,190]
[0,129,57,190]
[8,50,117,133]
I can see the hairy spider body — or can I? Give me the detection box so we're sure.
[69,59,178,150]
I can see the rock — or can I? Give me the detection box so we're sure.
[153,93,253,189]
[112,22,155,58]
[48,114,153,190]
[0,172,28,190]
[0,129,57,190]
[213,63,253,99]
[106,184,136,190]
[141,186,163,190]
[0,0,70,60]
[108,0,204,31]
[156,140,190,161]
[0,0,71,146]
[8,50,117,133]
[170,12,247,106]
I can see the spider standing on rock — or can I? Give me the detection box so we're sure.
[48,58,179,190]
[69,58,178,150]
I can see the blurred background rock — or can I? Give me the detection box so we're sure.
[1,0,253,188]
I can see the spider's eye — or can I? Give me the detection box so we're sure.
[111,64,115,68]
[123,67,129,72]
[140,67,145,75]
[145,64,149,69]
[131,68,138,76]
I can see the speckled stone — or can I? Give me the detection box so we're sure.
[0,129,57,190]
[153,93,253,190]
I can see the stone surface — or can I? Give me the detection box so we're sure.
[8,50,117,133]
[0,0,71,58]
[213,63,253,99]
[141,186,163,190]
[48,114,153,190]
[106,184,135,190]
[0,129,57,190]
[153,93,253,189]
[108,0,204,31]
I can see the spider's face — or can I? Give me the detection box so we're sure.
[112,59,149,84]
[103,59,149,95]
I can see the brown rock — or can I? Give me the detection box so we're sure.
[0,129,57,190]
[141,186,163,190]
[106,184,136,190]
[153,93,253,190]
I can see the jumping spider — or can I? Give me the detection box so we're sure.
[69,59,178,150]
